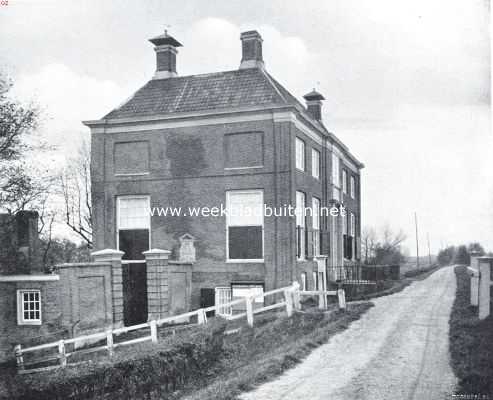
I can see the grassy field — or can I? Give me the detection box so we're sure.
[449,266,493,398]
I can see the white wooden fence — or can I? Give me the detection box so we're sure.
[14,282,345,373]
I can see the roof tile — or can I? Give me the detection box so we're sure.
[104,68,296,119]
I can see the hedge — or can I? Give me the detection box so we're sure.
[3,319,226,400]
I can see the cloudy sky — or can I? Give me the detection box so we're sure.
[0,0,491,253]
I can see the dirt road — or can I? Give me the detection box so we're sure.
[241,266,457,400]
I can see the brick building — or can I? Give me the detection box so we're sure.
[0,211,65,361]
[84,30,364,325]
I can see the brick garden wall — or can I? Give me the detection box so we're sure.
[0,279,64,362]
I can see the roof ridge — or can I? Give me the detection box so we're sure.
[258,68,288,104]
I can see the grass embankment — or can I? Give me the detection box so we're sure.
[1,302,372,400]
[1,320,226,400]
[449,266,493,398]
[182,302,372,400]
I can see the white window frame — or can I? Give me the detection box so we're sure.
[311,148,320,179]
[17,290,41,325]
[296,191,306,260]
[350,176,356,199]
[332,153,340,187]
[116,195,151,260]
[342,169,347,194]
[295,137,305,171]
[225,190,264,263]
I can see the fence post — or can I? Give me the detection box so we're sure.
[337,288,346,310]
[245,297,254,327]
[58,340,67,367]
[284,289,293,317]
[292,282,301,310]
[150,320,158,343]
[14,345,24,371]
[106,330,114,356]
[478,258,492,320]
[197,309,207,325]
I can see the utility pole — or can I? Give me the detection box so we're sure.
[415,212,419,269]
[427,233,432,266]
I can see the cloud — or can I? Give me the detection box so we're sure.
[179,18,316,99]
[11,63,129,158]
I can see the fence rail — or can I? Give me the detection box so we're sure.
[14,282,346,373]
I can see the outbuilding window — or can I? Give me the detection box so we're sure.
[17,290,41,325]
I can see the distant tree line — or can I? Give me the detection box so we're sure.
[437,242,489,266]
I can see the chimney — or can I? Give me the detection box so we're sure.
[303,89,325,121]
[149,30,183,79]
[239,30,264,69]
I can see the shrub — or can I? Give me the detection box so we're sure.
[4,319,226,400]
[403,263,439,278]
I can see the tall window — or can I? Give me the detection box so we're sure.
[296,138,305,171]
[296,191,306,259]
[226,190,263,261]
[342,212,348,260]
[17,290,41,325]
[332,153,340,187]
[350,213,356,237]
[312,197,320,256]
[311,149,320,179]
[350,176,356,199]
[342,169,348,194]
[117,196,150,260]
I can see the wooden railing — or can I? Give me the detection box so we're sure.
[14,282,346,373]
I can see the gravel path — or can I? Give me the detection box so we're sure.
[241,266,457,400]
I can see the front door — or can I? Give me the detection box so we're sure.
[117,196,151,326]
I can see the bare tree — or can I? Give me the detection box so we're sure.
[379,224,407,252]
[59,140,92,247]
[362,224,407,265]
[361,227,377,264]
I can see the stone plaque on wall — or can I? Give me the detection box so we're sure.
[178,233,196,263]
